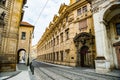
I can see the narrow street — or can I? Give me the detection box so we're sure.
[32,61,120,80]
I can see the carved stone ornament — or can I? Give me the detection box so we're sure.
[91,0,108,13]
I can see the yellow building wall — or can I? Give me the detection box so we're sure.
[18,26,33,64]
[37,0,95,67]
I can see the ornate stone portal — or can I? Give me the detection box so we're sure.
[74,32,95,67]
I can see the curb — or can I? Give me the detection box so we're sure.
[1,71,21,80]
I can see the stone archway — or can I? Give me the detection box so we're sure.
[101,4,120,69]
[17,49,26,64]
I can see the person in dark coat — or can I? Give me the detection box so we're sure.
[30,62,34,75]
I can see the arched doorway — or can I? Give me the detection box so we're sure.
[17,49,26,64]
[80,46,89,67]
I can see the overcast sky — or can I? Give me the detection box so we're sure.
[23,0,70,46]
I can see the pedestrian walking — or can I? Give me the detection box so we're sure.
[30,62,34,75]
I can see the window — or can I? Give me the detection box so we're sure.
[82,6,87,13]
[0,0,6,6]
[56,52,59,61]
[77,6,87,16]
[49,42,50,48]
[60,33,63,42]
[66,16,68,22]
[57,36,59,44]
[65,29,69,40]
[53,38,55,46]
[60,51,63,61]
[77,8,82,15]
[21,32,26,40]
[79,19,87,31]
[116,23,120,35]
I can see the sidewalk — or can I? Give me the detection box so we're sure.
[0,63,36,80]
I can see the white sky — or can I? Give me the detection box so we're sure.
[23,0,70,46]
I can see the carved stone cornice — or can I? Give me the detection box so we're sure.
[92,7,99,13]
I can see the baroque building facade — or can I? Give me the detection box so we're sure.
[0,0,27,72]
[30,45,37,62]
[87,0,120,72]
[37,0,96,67]
[17,22,34,65]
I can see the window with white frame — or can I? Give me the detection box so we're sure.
[21,32,26,40]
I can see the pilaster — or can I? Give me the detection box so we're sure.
[93,12,110,73]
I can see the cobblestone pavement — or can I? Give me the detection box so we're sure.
[32,61,120,80]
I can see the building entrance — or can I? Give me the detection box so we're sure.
[80,46,89,67]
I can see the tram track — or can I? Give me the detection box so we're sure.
[45,67,97,80]
[34,62,55,80]
[50,67,120,80]
[34,61,96,80]
[33,61,120,80]
[34,61,72,80]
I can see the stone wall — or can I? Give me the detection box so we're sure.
[0,54,16,72]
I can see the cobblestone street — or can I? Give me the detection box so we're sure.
[32,61,120,80]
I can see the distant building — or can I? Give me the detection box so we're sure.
[0,0,27,72]
[37,0,96,67]
[30,45,37,62]
[17,22,34,65]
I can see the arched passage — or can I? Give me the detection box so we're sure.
[17,49,26,64]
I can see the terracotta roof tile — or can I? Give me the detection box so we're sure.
[20,21,34,27]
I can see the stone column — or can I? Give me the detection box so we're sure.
[93,13,110,73]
